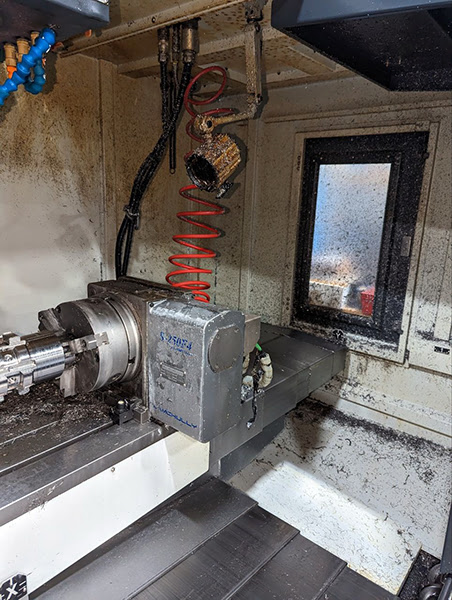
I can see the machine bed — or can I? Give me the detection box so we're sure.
[31,478,395,600]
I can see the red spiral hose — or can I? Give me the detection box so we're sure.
[166,66,234,303]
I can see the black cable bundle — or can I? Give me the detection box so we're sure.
[169,76,177,174]
[169,24,181,175]
[115,61,193,278]
[160,60,170,129]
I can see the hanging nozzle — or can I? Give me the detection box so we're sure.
[186,133,241,193]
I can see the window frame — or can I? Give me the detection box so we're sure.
[292,132,429,344]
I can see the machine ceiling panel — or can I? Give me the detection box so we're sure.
[63,0,351,92]
[271,0,452,91]
[0,0,109,43]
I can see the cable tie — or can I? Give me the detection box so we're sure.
[123,205,141,230]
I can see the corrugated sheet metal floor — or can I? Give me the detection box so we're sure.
[34,478,396,600]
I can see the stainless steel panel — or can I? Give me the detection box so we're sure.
[211,323,345,466]
[244,314,261,355]
[209,394,265,463]
[258,324,286,346]
[263,334,333,372]
[0,416,110,476]
[0,0,109,43]
[317,567,397,600]
[35,479,256,600]
[272,0,452,91]
[216,417,286,480]
[263,372,310,427]
[283,327,347,375]
[136,506,298,600]
[233,534,346,600]
[0,420,168,527]
[309,355,335,392]
[272,0,451,25]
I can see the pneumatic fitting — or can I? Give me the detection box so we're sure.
[158,27,170,64]
[182,19,199,64]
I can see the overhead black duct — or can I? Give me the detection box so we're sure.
[271,0,452,91]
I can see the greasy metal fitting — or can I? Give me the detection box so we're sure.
[193,113,216,137]
[4,43,17,68]
[171,23,181,68]
[185,133,241,193]
[244,0,266,23]
[16,39,30,62]
[158,27,170,63]
[182,19,199,64]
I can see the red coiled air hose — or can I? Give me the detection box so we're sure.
[166,66,234,303]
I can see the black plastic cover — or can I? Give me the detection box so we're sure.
[0,0,109,43]
[272,0,452,91]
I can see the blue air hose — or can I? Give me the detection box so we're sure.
[0,28,56,106]
[24,61,46,95]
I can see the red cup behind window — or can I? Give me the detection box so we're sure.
[361,287,375,316]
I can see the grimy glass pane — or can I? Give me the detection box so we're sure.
[309,163,392,317]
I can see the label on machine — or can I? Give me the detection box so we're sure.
[0,574,27,600]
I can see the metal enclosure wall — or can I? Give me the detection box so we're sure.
[108,72,451,444]
[238,78,451,444]
[0,55,105,334]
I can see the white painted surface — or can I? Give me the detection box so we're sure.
[231,402,452,593]
[234,461,418,594]
[0,56,104,334]
[408,114,452,375]
[238,88,451,438]
[0,432,209,594]
[314,351,452,444]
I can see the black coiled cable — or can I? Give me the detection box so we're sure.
[115,61,193,278]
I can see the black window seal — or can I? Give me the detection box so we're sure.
[292,131,429,344]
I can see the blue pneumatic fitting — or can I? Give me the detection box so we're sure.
[0,28,56,106]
